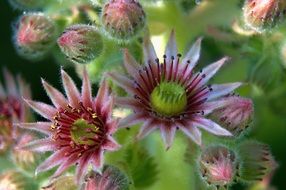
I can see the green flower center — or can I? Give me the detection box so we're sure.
[150,82,187,116]
[70,118,100,146]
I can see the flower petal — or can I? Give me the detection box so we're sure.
[61,69,80,107]
[81,67,93,108]
[182,37,202,71]
[3,68,17,96]
[165,30,178,62]
[208,82,242,100]
[178,122,202,145]
[16,122,53,135]
[18,138,56,152]
[160,124,177,150]
[107,72,135,95]
[52,153,79,178]
[143,35,157,64]
[76,153,92,183]
[136,119,157,140]
[118,113,145,128]
[41,78,67,109]
[91,150,104,169]
[115,97,140,110]
[24,99,57,120]
[94,79,109,109]
[102,136,121,151]
[193,117,232,136]
[123,49,141,78]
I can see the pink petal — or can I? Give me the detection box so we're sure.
[3,68,17,96]
[208,82,242,100]
[106,118,118,134]
[42,78,68,109]
[24,99,57,120]
[115,97,140,110]
[94,79,109,109]
[123,49,141,78]
[192,117,232,136]
[16,122,53,135]
[106,72,135,95]
[178,122,202,145]
[52,153,79,178]
[136,119,157,140]
[143,35,157,64]
[102,136,121,151]
[199,99,231,115]
[76,153,92,183]
[118,113,145,128]
[36,149,68,175]
[18,138,56,152]
[91,150,104,169]
[61,69,81,107]
[101,95,114,120]
[182,37,202,71]
[160,125,177,150]
[165,30,178,62]
[81,67,93,108]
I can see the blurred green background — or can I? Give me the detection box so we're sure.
[0,0,286,189]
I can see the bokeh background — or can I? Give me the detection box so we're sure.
[0,0,286,189]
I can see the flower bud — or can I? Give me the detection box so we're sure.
[102,0,146,41]
[41,175,77,190]
[8,0,44,10]
[199,146,237,188]
[14,13,56,60]
[238,141,277,182]
[57,24,103,64]
[81,165,129,190]
[0,170,26,190]
[242,0,285,32]
[210,96,254,136]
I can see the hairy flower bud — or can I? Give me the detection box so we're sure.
[243,0,285,32]
[0,170,26,190]
[57,25,103,64]
[102,0,146,41]
[210,96,254,136]
[199,146,237,188]
[81,165,129,190]
[41,175,77,190]
[238,141,277,182]
[14,13,56,60]
[8,0,44,10]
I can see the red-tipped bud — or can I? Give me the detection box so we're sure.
[243,0,285,32]
[210,96,254,136]
[81,165,129,190]
[41,175,77,190]
[14,13,56,60]
[238,141,277,182]
[57,25,103,64]
[102,0,146,40]
[8,0,44,10]
[199,146,237,188]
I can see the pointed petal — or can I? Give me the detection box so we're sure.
[95,79,109,109]
[182,37,202,70]
[198,57,230,87]
[76,153,91,183]
[118,113,145,128]
[107,72,135,94]
[3,68,17,96]
[101,95,114,119]
[143,35,157,64]
[193,117,232,136]
[16,122,53,135]
[179,123,202,145]
[199,99,231,115]
[115,97,140,110]
[91,150,104,169]
[160,125,177,150]
[18,138,56,152]
[61,69,80,107]
[123,49,141,78]
[42,78,67,109]
[136,119,157,140]
[52,153,79,178]
[208,82,242,100]
[106,118,118,134]
[24,99,57,120]
[82,67,93,108]
[102,136,121,151]
[165,30,178,62]
[36,150,67,175]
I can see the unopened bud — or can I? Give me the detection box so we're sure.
[14,13,56,60]
[243,0,285,32]
[41,175,77,190]
[238,141,277,182]
[210,96,254,136]
[8,0,44,10]
[0,170,26,190]
[57,25,103,64]
[199,146,237,188]
[102,0,146,41]
[81,165,129,190]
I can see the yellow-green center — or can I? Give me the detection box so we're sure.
[70,118,99,146]
[150,82,187,116]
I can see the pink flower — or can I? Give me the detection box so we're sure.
[17,68,120,182]
[108,31,242,149]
